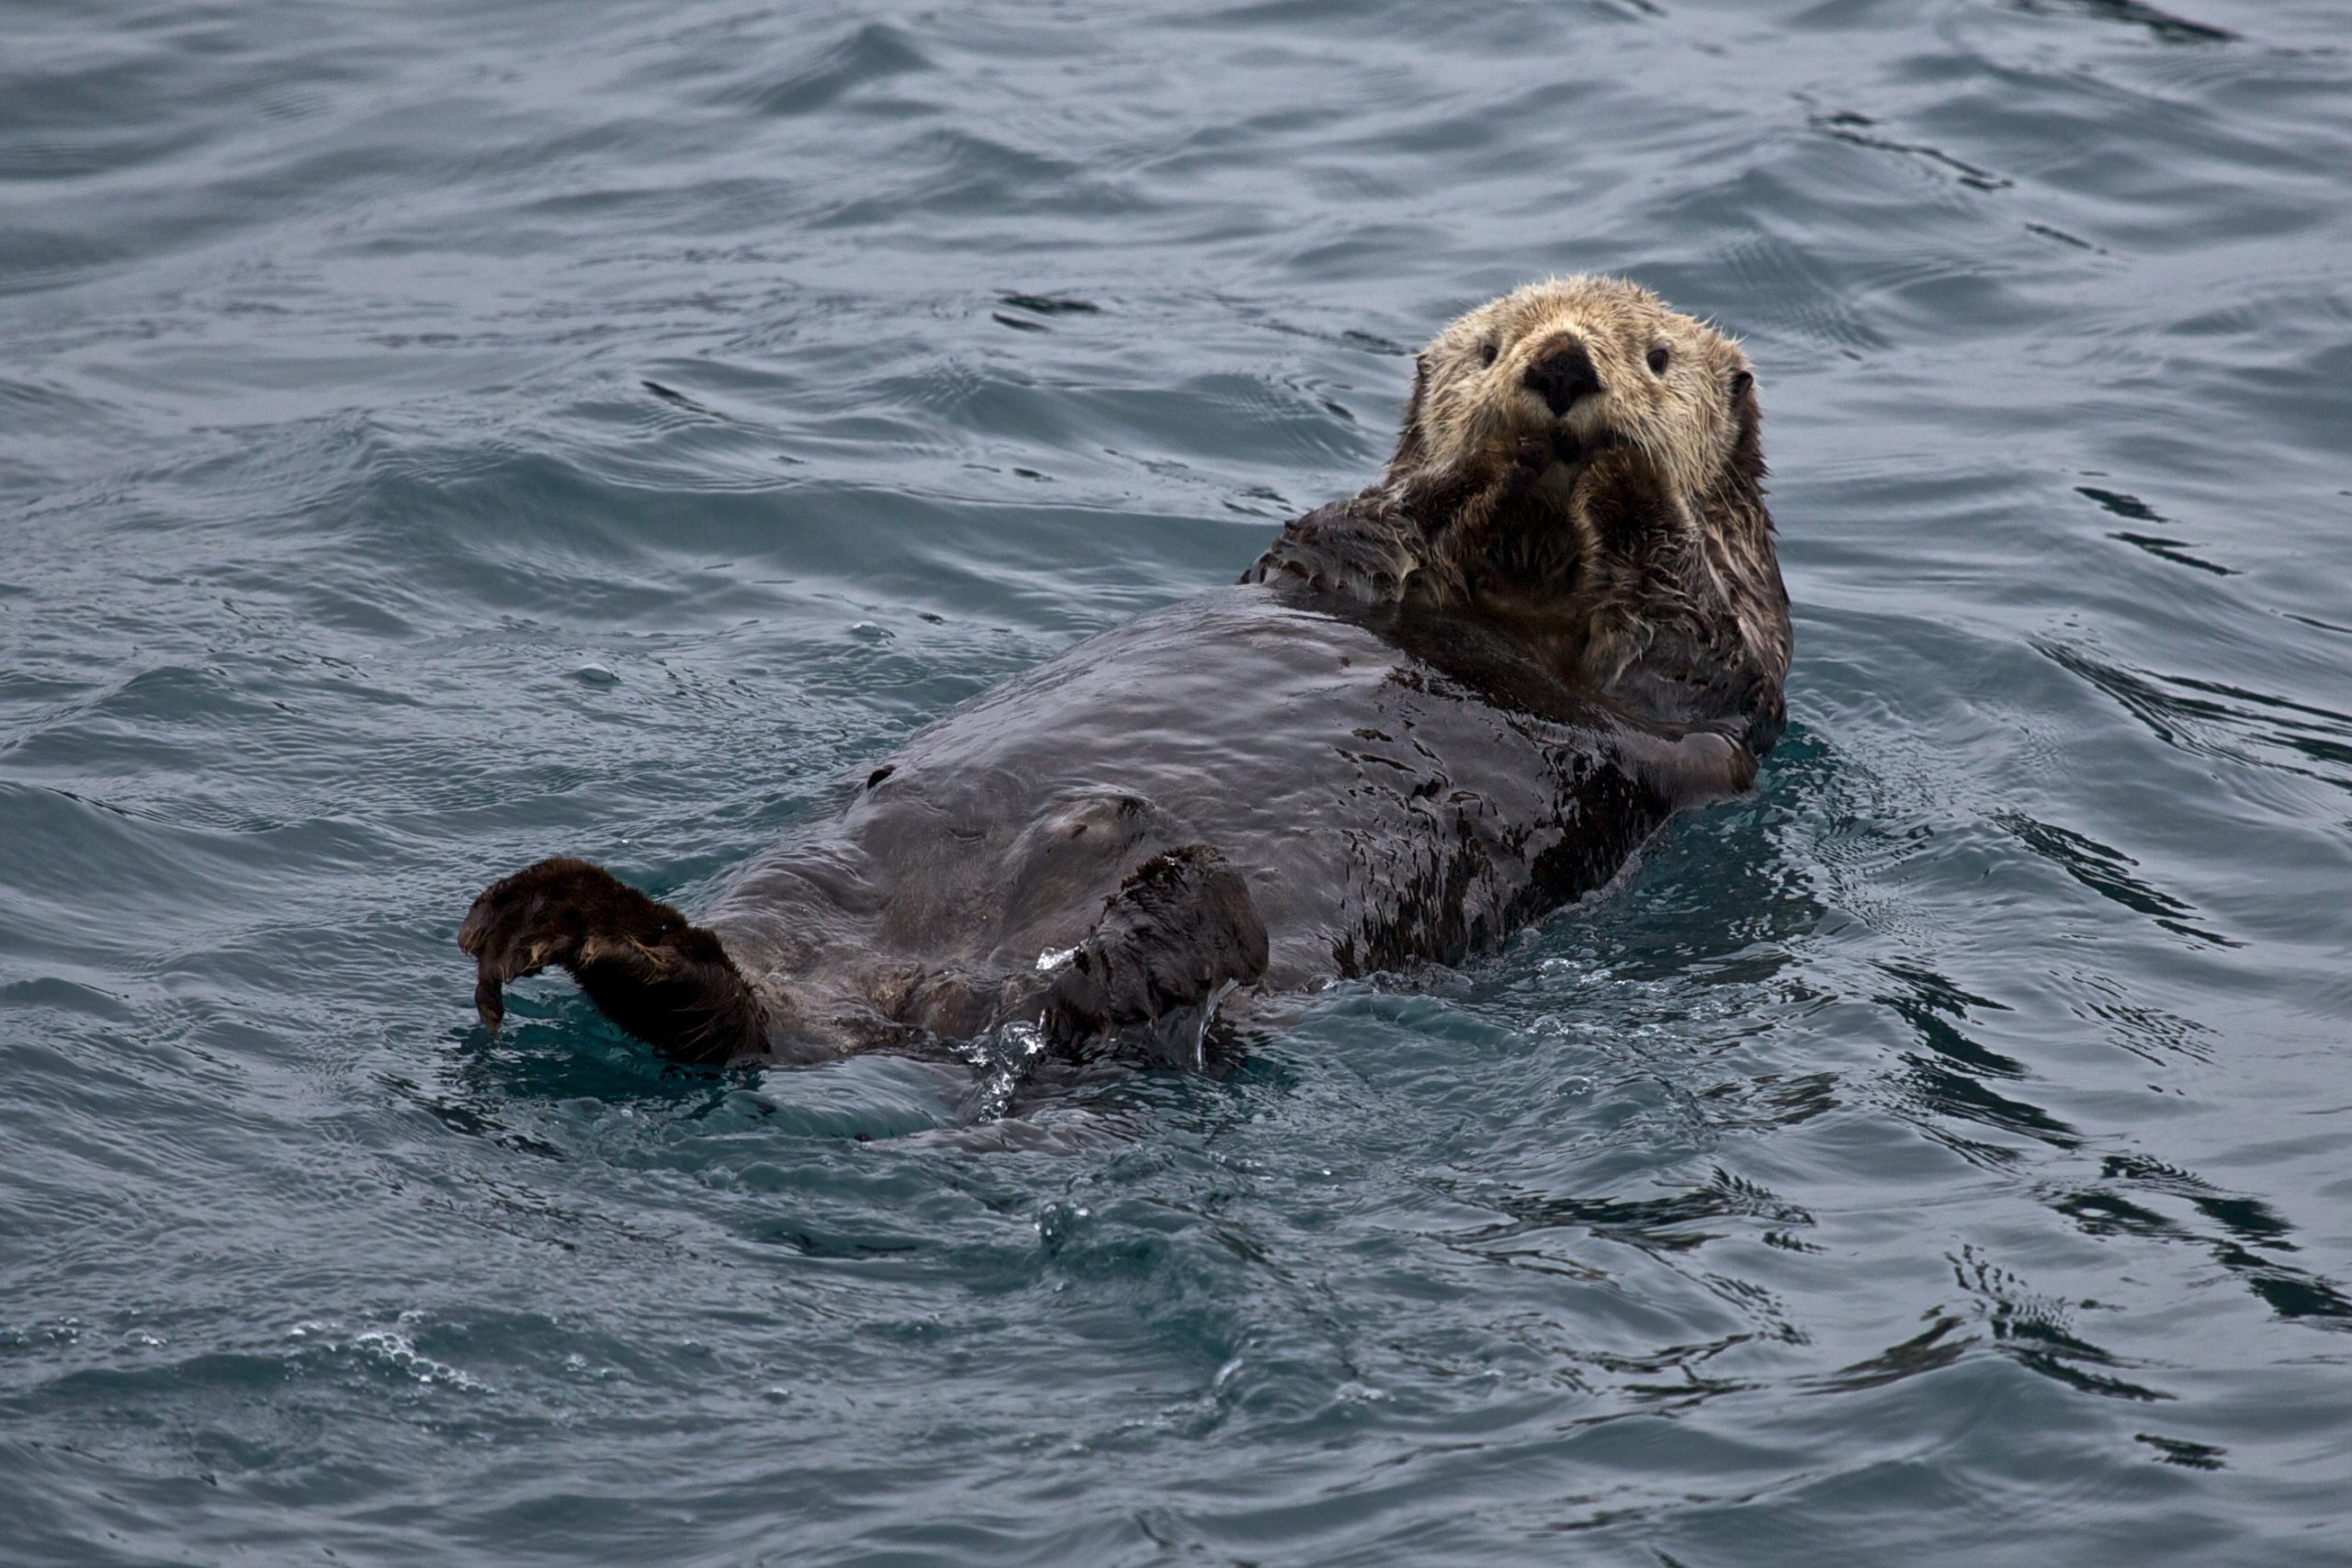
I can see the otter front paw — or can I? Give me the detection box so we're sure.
[1510,433,1553,481]
[1612,725,1758,807]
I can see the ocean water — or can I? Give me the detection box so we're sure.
[5,0,2350,1562]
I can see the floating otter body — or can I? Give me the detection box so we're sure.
[459,277,1792,1066]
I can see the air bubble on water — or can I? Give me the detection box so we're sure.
[352,1328,491,1393]
[850,621,890,641]
[573,663,618,686]
[970,1019,1047,1122]
[22,1317,85,1348]
[1034,945,1077,973]
[1036,1198,1089,1249]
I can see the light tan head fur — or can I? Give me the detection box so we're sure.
[1391,274,1755,508]
[1379,276,1786,723]
[1244,276,1788,742]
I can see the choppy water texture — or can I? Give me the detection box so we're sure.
[5,0,2351,1562]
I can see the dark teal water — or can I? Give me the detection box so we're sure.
[6,1,2350,1562]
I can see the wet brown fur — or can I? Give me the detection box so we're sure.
[459,278,1793,1067]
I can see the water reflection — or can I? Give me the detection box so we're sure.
[2077,486,2238,578]
[1954,1247,2173,1403]
[1995,810,2236,947]
[2062,1160,2352,1325]
[2041,639,2352,797]
[2010,0,2238,45]
[1877,956,2083,1160]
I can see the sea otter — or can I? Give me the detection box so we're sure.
[458,276,1791,1066]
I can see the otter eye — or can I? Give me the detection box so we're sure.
[1480,341,1498,367]
[1646,344,1670,375]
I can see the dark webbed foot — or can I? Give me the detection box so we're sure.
[457,856,765,1065]
[1042,845,1269,1067]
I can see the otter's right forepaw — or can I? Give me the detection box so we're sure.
[1510,433,1553,481]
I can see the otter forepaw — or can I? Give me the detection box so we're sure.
[1613,725,1758,807]
[1510,434,1552,480]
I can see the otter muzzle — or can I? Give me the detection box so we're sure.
[1522,337,1603,416]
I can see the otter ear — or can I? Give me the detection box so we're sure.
[1388,353,1431,472]
[1726,367,1765,487]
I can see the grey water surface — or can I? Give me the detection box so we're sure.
[5,0,2351,1562]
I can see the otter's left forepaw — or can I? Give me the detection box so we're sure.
[1613,725,1758,807]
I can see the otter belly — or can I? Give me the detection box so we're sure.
[698,582,1676,1055]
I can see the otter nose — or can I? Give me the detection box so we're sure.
[1522,339,1603,417]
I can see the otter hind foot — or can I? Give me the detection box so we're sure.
[457,856,765,1065]
[1041,845,1270,1069]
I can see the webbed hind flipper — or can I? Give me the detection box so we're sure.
[1041,845,1269,1068]
[458,857,766,1065]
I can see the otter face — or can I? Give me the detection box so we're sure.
[1397,275,1755,508]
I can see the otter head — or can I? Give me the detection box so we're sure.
[1385,276,1784,716]
[1392,274,1758,524]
